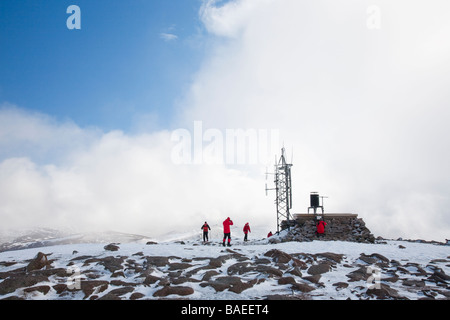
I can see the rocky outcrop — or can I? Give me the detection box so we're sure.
[0,241,449,300]
[277,216,376,243]
[26,252,52,272]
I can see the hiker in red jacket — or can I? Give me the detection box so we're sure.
[223,217,233,247]
[243,222,251,241]
[316,219,327,237]
[201,221,211,242]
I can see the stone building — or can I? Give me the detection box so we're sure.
[276,213,376,243]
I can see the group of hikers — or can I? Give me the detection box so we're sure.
[201,218,252,247]
[201,217,328,246]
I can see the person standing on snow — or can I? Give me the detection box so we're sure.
[201,221,211,242]
[223,217,233,247]
[243,222,251,241]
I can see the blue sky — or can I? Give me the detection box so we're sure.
[0,0,449,241]
[0,0,206,132]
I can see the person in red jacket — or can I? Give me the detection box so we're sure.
[243,222,251,241]
[223,217,233,247]
[201,221,211,242]
[316,219,327,237]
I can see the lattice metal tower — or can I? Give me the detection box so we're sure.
[266,148,293,234]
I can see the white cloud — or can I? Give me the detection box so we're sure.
[184,0,450,241]
[0,106,101,164]
[199,0,272,38]
[160,33,178,42]
[1,0,450,242]
[0,106,273,238]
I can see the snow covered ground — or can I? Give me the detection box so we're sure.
[0,229,449,301]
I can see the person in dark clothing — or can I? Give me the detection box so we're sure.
[201,221,211,242]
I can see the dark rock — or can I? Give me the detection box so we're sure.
[130,292,145,300]
[427,270,449,284]
[108,286,135,297]
[111,271,125,278]
[434,269,450,281]
[396,266,410,274]
[291,282,315,293]
[80,280,109,299]
[53,283,67,294]
[23,285,51,295]
[170,276,201,285]
[286,266,302,277]
[366,283,401,299]
[110,280,137,287]
[278,276,296,285]
[168,270,182,278]
[0,261,18,268]
[402,279,425,287]
[209,257,226,268]
[83,257,102,266]
[227,262,253,275]
[200,276,254,294]
[264,249,293,264]
[383,272,399,283]
[146,256,169,267]
[359,253,389,267]
[358,254,376,264]
[316,252,344,264]
[255,265,283,277]
[333,282,349,290]
[99,256,125,273]
[201,270,220,281]
[143,275,164,285]
[264,294,310,300]
[26,252,51,272]
[1,295,25,300]
[168,262,192,271]
[255,258,271,265]
[404,263,428,276]
[104,243,120,251]
[302,274,321,284]
[153,285,194,297]
[98,293,122,300]
[70,255,94,261]
[346,267,370,282]
[0,274,49,295]
[33,268,67,278]
[292,258,308,270]
[307,262,332,275]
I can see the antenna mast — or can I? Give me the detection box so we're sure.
[266,147,294,234]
